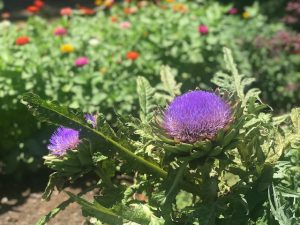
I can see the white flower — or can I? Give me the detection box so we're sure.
[89,38,100,46]
[0,20,11,30]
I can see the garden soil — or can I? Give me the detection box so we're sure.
[0,174,96,225]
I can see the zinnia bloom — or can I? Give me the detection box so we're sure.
[0,20,11,29]
[228,7,238,15]
[80,7,96,15]
[119,21,131,29]
[89,38,100,46]
[104,0,114,7]
[60,7,73,16]
[34,0,44,8]
[242,11,250,19]
[16,36,30,45]
[198,25,209,35]
[75,57,89,67]
[54,27,67,36]
[126,51,139,60]
[27,5,39,13]
[60,44,74,53]
[172,3,188,13]
[84,114,97,128]
[1,12,10,20]
[162,91,231,143]
[110,16,118,23]
[124,7,138,15]
[48,127,80,156]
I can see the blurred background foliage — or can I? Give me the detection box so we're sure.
[0,0,299,184]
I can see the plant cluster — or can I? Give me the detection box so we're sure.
[0,0,299,179]
[283,0,300,29]
[23,49,300,225]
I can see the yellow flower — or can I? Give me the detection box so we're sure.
[95,0,103,6]
[60,44,74,53]
[100,67,107,75]
[104,0,114,7]
[166,0,175,3]
[243,11,250,19]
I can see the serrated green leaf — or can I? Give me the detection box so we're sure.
[160,65,181,98]
[136,76,156,123]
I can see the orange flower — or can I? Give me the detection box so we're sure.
[126,51,139,60]
[172,3,188,13]
[124,7,137,15]
[159,5,168,10]
[110,15,118,23]
[16,36,30,45]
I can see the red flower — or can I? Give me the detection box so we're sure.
[60,7,73,16]
[79,7,96,15]
[27,5,39,13]
[34,0,44,9]
[126,51,139,60]
[16,36,30,46]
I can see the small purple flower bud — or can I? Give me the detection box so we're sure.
[162,91,231,143]
[198,24,209,35]
[84,113,97,128]
[75,57,89,67]
[48,127,80,156]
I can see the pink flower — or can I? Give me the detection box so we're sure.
[75,57,89,67]
[119,21,131,29]
[60,7,72,16]
[198,25,209,35]
[54,27,67,36]
[228,7,238,15]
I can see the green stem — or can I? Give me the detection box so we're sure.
[92,128,168,179]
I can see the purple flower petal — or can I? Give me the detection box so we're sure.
[47,127,80,156]
[84,113,97,128]
[163,91,231,143]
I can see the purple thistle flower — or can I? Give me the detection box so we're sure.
[84,113,97,128]
[162,91,231,143]
[48,127,80,156]
[75,57,89,67]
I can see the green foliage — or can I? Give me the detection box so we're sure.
[22,48,300,224]
[1,0,298,177]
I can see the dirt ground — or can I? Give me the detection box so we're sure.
[0,174,96,225]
